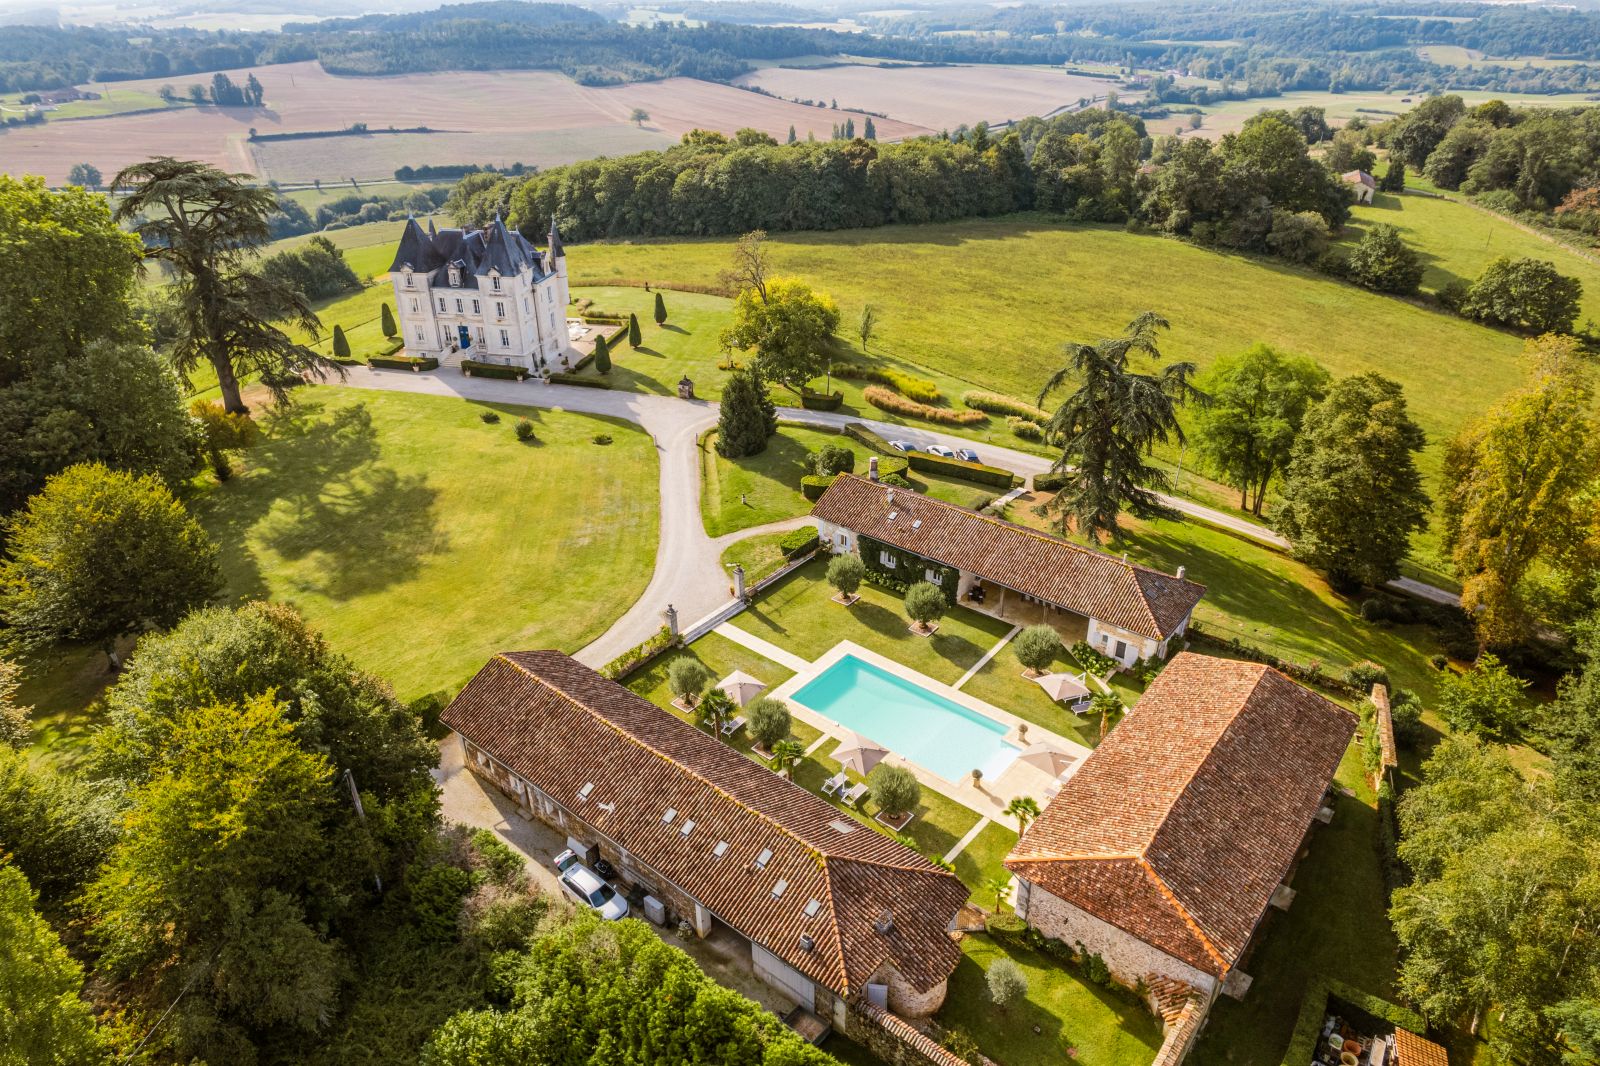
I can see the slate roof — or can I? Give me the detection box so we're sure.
[811,474,1205,639]
[441,651,969,997]
[387,216,549,290]
[1005,653,1355,978]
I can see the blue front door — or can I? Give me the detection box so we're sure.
[457,325,472,348]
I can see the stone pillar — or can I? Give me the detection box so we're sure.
[869,456,880,482]
[664,604,679,638]
[732,564,747,599]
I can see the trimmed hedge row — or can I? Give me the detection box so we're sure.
[962,390,1049,422]
[1033,470,1070,492]
[833,362,941,404]
[549,372,612,389]
[569,277,735,298]
[864,386,986,425]
[461,360,528,380]
[779,526,820,557]
[369,354,439,371]
[600,626,680,681]
[906,450,1021,489]
[800,389,844,411]
[1283,977,1429,1066]
[844,422,893,452]
[801,474,835,501]
[377,337,406,357]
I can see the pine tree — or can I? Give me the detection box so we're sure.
[593,333,611,374]
[628,312,641,347]
[863,117,876,140]
[715,368,777,458]
[380,302,397,338]
[332,324,350,361]
[832,122,840,140]
[654,291,667,325]
[787,125,797,144]
[845,118,856,139]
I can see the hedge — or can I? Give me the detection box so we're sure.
[864,386,986,425]
[549,372,612,389]
[906,451,1021,489]
[800,389,844,411]
[377,337,405,357]
[844,422,894,452]
[1033,470,1070,492]
[461,360,527,380]
[801,474,836,501]
[600,626,680,680]
[1283,977,1429,1066]
[963,390,1049,422]
[369,354,439,371]
[832,362,941,403]
[870,455,910,480]
[779,526,820,558]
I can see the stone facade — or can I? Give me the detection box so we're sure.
[1014,877,1219,999]
[850,1004,996,1066]
[874,959,948,1018]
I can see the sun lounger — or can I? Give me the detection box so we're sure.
[720,715,747,737]
[821,772,847,796]
[841,783,869,808]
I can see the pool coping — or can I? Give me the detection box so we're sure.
[768,640,1094,815]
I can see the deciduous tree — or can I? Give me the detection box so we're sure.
[1013,624,1061,675]
[1194,344,1330,514]
[667,657,712,708]
[826,552,864,602]
[1460,257,1583,334]
[747,696,791,751]
[867,764,919,818]
[0,864,105,1066]
[721,278,840,394]
[1437,654,1529,738]
[905,581,945,632]
[1345,223,1424,295]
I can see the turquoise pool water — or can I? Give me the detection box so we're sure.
[791,655,1019,782]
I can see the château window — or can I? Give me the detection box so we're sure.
[448,265,461,287]
[404,271,414,288]
[492,276,501,291]
[438,297,446,312]
[472,300,480,315]
[496,301,505,318]
[455,299,463,314]
[499,329,510,347]
[925,568,940,585]
[879,551,896,568]
[410,298,419,313]
[414,326,424,340]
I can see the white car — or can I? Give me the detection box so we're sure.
[887,440,917,452]
[555,852,630,920]
[955,448,980,463]
[925,444,956,458]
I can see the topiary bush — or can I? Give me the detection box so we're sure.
[800,474,836,501]
[778,526,819,558]
[515,418,535,442]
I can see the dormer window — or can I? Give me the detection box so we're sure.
[403,266,415,288]
[448,264,462,287]
[491,272,502,291]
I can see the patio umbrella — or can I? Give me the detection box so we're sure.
[833,731,890,777]
[1033,671,1091,702]
[1017,741,1077,778]
[715,670,767,707]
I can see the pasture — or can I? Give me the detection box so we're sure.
[0,60,928,185]
[735,62,1118,131]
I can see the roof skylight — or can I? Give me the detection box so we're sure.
[755,848,773,869]
[577,782,594,800]
[712,841,729,858]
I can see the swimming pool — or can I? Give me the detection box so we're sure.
[790,654,1019,783]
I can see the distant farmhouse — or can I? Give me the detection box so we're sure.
[1341,169,1377,204]
[1006,653,1355,1051]
[388,216,573,371]
[811,472,1205,667]
[442,651,969,1039]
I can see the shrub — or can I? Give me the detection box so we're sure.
[593,334,612,373]
[600,626,678,680]
[905,581,946,629]
[1071,641,1118,676]
[868,763,920,817]
[461,360,527,380]
[906,451,1020,489]
[881,473,913,489]
[1345,223,1424,295]
[800,474,836,501]
[369,354,439,371]
[987,957,1029,1008]
[1346,661,1390,692]
[1007,416,1045,442]
[747,697,792,750]
[479,411,500,423]
[800,389,843,411]
[940,1026,984,1066]
[592,433,612,445]
[548,372,611,389]
[408,862,473,945]
[667,657,712,707]
[1079,948,1113,988]
[984,913,1027,937]
[381,301,398,338]
[331,324,351,361]
[864,385,986,425]
[654,291,667,325]
[1014,624,1061,674]
[514,418,535,441]
[962,390,1048,421]
[1429,653,1449,671]
[1033,470,1070,492]
[778,526,819,558]
[808,443,855,476]
[1459,256,1582,334]
[843,422,893,453]
[469,828,525,888]
[1389,689,1424,745]
[827,552,865,598]
[833,362,941,403]
[627,312,641,346]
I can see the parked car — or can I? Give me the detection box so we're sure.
[555,853,630,920]
[887,440,917,452]
[955,448,980,463]
[925,444,956,458]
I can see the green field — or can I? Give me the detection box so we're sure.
[191,387,658,702]
[1340,190,1600,324]
[0,87,188,120]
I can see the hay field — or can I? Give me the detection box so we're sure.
[1146,87,1600,138]
[735,62,1120,130]
[0,60,929,184]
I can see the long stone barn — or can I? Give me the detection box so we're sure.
[441,650,970,1042]
[810,472,1205,668]
[1004,652,1357,1060]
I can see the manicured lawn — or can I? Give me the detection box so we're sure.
[702,424,999,537]
[1188,746,1398,1066]
[720,529,812,587]
[191,387,658,703]
[941,935,1165,1066]
[960,648,1114,751]
[295,282,396,361]
[625,632,799,721]
[729,557,1015,686]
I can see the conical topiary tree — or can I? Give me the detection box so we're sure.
[628,312,641,347]
[654,291,667,326]
[716,368,777,458]
[593,333,612,374]
[380,302,397,338]
[332,324,351,361]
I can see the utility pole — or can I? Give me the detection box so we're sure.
[343,768,382,893]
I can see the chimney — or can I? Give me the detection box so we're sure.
[873,908,894,934]
[886,489,895,506]
[1176,565,1187,580]
[869,456,879,482]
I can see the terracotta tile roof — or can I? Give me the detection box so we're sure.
[1394,1027,1450,1066]
[811,474,1205,640]
[1005,653,1355,977]
[441,651,968,997]
[1371,684,1398,772]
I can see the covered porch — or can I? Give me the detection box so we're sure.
[957,574,1090,645]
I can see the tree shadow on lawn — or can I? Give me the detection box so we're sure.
[199,399,444,604]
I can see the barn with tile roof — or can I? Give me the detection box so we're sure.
[1004,653,1355,1005]
[810,472,1205,666]
[441,650,969,1030]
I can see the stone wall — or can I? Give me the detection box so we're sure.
[1016,879,1218,998]
[874,960,948,1018]
[1149,986,1209,1066]
[849,1004,996,1066]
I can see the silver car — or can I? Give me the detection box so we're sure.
[555,852,630,920]
[887,440,917,452]
[925,444,956,458]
